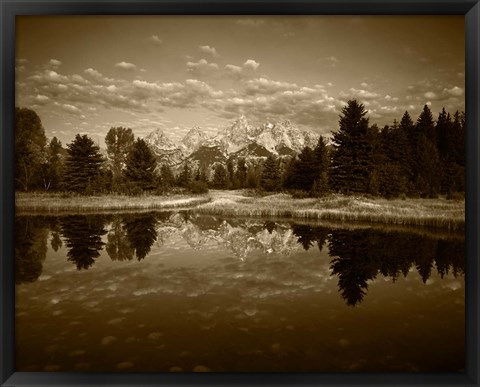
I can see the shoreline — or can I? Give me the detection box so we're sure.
[15,190,465,230]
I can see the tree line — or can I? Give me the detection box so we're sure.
[15,99,465,198]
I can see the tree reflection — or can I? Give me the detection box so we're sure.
[106,216,134,261]
[123,213,158,260]
[15,217,48,284]
[60,215,107,270]
[324,228,464,306]
[48,217,63,252]
[291,224,328,251]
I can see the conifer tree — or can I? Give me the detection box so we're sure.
[64,134,104,194]
[311,136,330,196]
[124,138,157,192]
[212,164,228,189]
[413,105,441,196]
[177,162,193,188]
[260,155,281,192]
[234,158,247,188]
[330,100,372,193]
[159,164,175,191]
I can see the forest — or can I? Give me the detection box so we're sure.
[15,99,465,199]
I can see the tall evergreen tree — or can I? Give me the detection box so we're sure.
[311,136,330,196]
[234,157,247,188]
[159,164,175,190]
[212,164,228,189]
[330,100,373,193]
[283,147,317,191]
[64,134,104,194]
[177,162,193,188]
[124,138,157,191]
[260,155,281,192]
[414,105,441,196]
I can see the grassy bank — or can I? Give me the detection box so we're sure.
[195,191,465,231]
[15,190,464,230]
[15,192,211,214]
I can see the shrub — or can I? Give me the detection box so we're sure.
[190,180,209,194]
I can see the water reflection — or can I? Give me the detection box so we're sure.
[15,212,464,306]
[15,217,48,284]
[60,216,107,270]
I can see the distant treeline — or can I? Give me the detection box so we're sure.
[15,99,465,198]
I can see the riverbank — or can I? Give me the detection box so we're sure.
[16,190,465,230]
[15,192,211,214]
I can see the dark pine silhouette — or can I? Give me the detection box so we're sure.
[60,215,107,270]
[330,100,373,194]
[123,213,158,260]
[64,134,105,194]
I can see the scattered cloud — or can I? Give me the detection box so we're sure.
[115,61,137,71]
[444,86,463,97]
[320,56,339,68]
[199,45,218,57]
[186,59,219,77]
[340,88,379,100]
[225,64,243,77]
[49,59,62,67]
[33,94,50,104]
[149,35,162,45]
[61,103,81,114]
[243,59,260,71]
[84,68,103,78]
[424,91,439,100]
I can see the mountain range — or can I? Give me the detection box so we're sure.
[144,116,320,172]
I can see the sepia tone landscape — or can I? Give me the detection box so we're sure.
[15,16,465,372]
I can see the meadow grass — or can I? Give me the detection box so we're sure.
[195,191,465,231]
[16,190,465,230]
[15,192,211,214]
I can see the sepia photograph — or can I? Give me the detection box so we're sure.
[14,15,465,373]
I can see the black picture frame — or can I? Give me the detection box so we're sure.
[1,1,479,386]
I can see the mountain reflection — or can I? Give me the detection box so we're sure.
[15,213,465,305]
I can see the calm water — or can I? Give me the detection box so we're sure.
[15,212,465,372]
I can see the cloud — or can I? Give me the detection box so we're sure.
[61,103,81,114]
[225,64,243,76]
[149,35,162,45]
[320,56,339,68]
[115,61,137,71]
[132,78,224,109]
[186,59,219,77]
[244,77,298,95]
[49,59,62,67]
[444,86,463,97]
[199,45,218,57]
[339,88,379,100]
[84,68,103,78]
[33,94,50,104]
[243,59,260,71]
[424,91,439,100]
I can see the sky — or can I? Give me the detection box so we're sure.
[16,15,465,147]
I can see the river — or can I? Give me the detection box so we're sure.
[15,211,465,372]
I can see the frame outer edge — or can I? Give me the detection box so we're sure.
[465,1,480,386]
